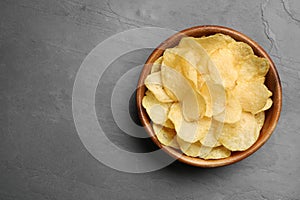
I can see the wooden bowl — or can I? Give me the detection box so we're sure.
[136,25,282,167]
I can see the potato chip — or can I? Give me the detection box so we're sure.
[198,145,214,158]
[238,55,270,81]
[254,111,265,131]
[176,136,202,157]
[197,73,206,91]
[142,91,171,125]
[219,112,259,151]
[255,76,266,84]
[182,64,198,88]
[177,136,214,158]
[143,33,273,158]
[233,81,272,114]
[200,81,226,117]
[195,33,235,55]
[163,119,175,129]
[161,65,206,121]
[178,36,237,86]
[145,72,174,103]
[254,98,273,114]
[164,87,178,101]
[175,37,215,76]
[199,119,223,147]
[214,90,242,123]
[168,103,211,143]
[210,47,238,89]
[228,41,254,62]
[168,37,231,86]
[163,48,200,88]
[204,146,231,160]
[151,56,163,73]
[152,124,179,149]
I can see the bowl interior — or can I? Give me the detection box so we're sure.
[136,25,282,167]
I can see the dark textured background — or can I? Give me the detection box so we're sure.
[1,0,300,199]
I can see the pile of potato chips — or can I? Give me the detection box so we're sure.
[142,34,273,159]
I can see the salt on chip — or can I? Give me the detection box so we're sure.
[152,124,179,149]
[161,65,206,121]
[214,90,242,123]
[204,146,231,160]
[142,91,171,125]
[168,103,211,143]
[233,81,272,114]
[150,56,163,73]
[219,112,259,151]
[145,71,174,103]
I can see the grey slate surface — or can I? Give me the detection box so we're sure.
[1,0,300,199]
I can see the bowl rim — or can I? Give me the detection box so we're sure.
[136,25,282,168]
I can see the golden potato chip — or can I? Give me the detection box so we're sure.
[254,111,265,131]
[161,65,206,121]
[162,48,200,88]
[197,73,206,91]
[233,81,272,114]
[254,98,273,114]
[174,37,215,76]
[219,112,259,151]
[214,91,242,123]
[162,48,184,73]
[143,34,273,157]
[228,41,254,62]
[238,55,270,81]
[204,146,231,160]
[164,87,177,101]
[142,91,171,125]
[145,72,174,103]
[150,56,162,73]
[263,98,273,110]
[210,47,238,89]
[182,64,198,88]
[168,103,211,143]
[198,145,214,158]
[200,81,226,117]
[167,37,232,86]
[177,136,214,158]
[163,119,175,129]
[195,33,235,55]
[256,76,266,84]
[199,119,223,147]
[152,124,179,149]
[176,136,203,157]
